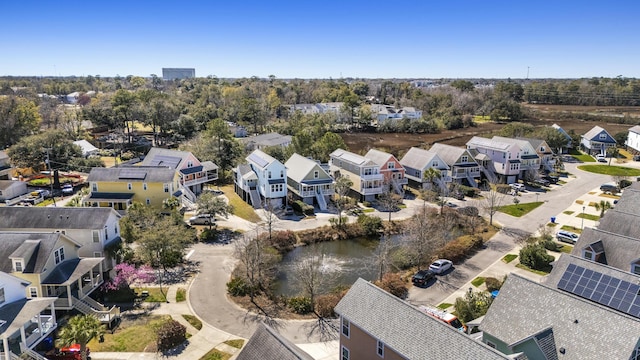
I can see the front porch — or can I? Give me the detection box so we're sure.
[83,192,134,213]
[41,258,104,310]
[0,298,57,360]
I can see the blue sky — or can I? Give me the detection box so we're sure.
[2,1,639,78]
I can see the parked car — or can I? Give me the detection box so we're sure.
[600,183,619,193]
[543,175,559,184]
[634,155,640,161]
[412,269,435,287]
[429,259,453,274]
[284,205,294,215]
[61,184,74,195]
[556,230,579,244]
[509,183,526,192]
[188,214,215,225]
[46,344,88,360]
[596,154,607,163]
[445,202,457,208]
[533,179,550,187]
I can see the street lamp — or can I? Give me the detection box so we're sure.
[581,206,585,230]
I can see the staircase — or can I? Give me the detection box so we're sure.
[479,164,498,184]
[71,296,120,325]
[315,188,327,211]
[18,346,47,360]
[466,173,478,188]
[180,186,198,211]
[434,176,448,193]
[391,180,403,195]
[249,189,262,209]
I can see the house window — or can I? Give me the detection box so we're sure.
[432,161,439,167]
[115,225,118,234]
[314,171,319,179]
[105,228,108,240]
[377,340,384,357]
[54,247,65,264]
[502,153,506,159]
[0,287,5,304]
[341,346,350,360]
[143,183,148,190]
[541,146,546,152]
[92,183,97,192]
[14,260,23,272]
[280,170,284,178]
[487,341,496,349]
[164,184,169,193]
[583,249,594,261]
[127,183,132,190]
[92,230,100,243]
[599,134,607,140]
[29,287,38,298]
[55,230,66,235]
[364,168,373,176]
[187,161,193,168]
[268,171,272,179]
[146,198,151,205]
[388,162,395,169]
[342,318,350,338]
[461,156,468,163]
[94,251,103,257]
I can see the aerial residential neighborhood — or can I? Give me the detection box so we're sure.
[2,2,640,359]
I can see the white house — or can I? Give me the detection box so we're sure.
[626,125,640,153]
[399,147,450,189]
[467,136,522,184]
[551,123,574,153]
[581,126,616,155]
[234,150,287,209]
[285,154,334,210]
[0,181,28,203]
[0,271,57,360]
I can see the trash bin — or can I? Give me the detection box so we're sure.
[550,217,556,223]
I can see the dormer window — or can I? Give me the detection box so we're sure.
[54,248,65,265]
[13,259,23,272]
[314,171,319,179]
[268,171,272,179]
[583,249,594,261]
[632,260,640,275]
[388,162,395,169]
[187,161,193,168]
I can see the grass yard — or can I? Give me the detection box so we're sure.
[471,277,485,287]
[176,288,186,302]
[569,150,596,162]
[547,222,558,227]
[562,210,574,215]
[101,156,118,168]
[560,225,582,234]
[224,339,245,349]
[87,315,170,352]
[559,244,573,253]
[437,303,453,310]
[577,164,640,176]
[182,314,203,330]
[200,349,232,360]
[576,213,600,221]
[600,193,620,199]
[497,202,543,217]
[516,263,551,276]
[575,199,584,205]
[133,287,167,302]
[502,254,518,263]
[219,185,262,223]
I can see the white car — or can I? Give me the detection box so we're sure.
[556,230,579,244]
[61,184,74,195]
[596,154,607,163]
[509,183,525,192]
[188,214,216,226]
[429,259,453,274]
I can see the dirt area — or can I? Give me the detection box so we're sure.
[341,107,638,156]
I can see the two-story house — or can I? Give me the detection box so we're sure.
[234,150,287,209]
[467,136,522,184]
[399,147,450,190]
[284,154,334,211]
[492,136,540,179]
[0,232,118,326]
[0,207,122,272]
[517,137,555,172]
[0,271,57,360]
[430,143,481,188]
[238,133,292,151]
[335,278,512,360]
[83,166,179,212]
[364,149,407,194]
[140,148,218,205]
[329,149,384,202]
[626,125,640,154]
[581,125,617,156]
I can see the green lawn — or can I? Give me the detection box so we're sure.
[562,210,574,215]
[133,287,167,302]
[471,277,485,287]
[219,185,262,223]
[87,315,170,352]
[437,303,453,310]
[515,263,551,275]
[224,339,245,349]
[560,225,582,234]
[502,254,518,263]
[182,314,203,330]
[569,149,596,162]
[176,288,186,302]
[497,202,543,217]
[577,164,640,176]
[200,349,231,360]
[576,213,600,221]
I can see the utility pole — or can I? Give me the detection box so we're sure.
[44,148,57,207]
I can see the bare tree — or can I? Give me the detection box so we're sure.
[292,247,338,314]
[333,176,353,226]
[480,181,506,226]
[377,183,403,223]
[261,200,279,243]
[403,207,440,269]
[370,234,400,281]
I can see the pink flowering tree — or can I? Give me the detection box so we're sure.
[103,263,156,291]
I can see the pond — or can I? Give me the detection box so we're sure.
[273,237,382,297]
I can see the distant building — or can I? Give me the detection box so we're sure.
[162,68,195,80]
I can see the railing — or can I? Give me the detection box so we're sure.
[394,177,408,185]
[19,344,48,360]
[71,296,120,324]
[360,173,384,180]
[181,185,197,203]
[466,173,478,188]
[249,189,262,209]
[54,297,73,309]
[81,295,108,311]
[182,172,218,187]
[81,275,102,297]
[361,187,383,195]
[300,190,316,197]
[316,189,327,210]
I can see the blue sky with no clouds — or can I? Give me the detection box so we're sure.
[1,0,639,78]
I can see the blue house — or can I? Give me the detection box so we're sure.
[580,126,616,155]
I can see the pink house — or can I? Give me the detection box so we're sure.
[364,149,407,194]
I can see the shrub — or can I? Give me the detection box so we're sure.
[484,277,503,292]
[226,277,250,297]
[156,319,186,352]
[519,244,554,271]
[620,179,632,189]
[121,151,135,161]
[199,228,217,243]
[436,235,484,263]
[288,296,313,314]
[315,293,343,318]
[454,291,493,323]
[541,239,561,252]
[292,200,314,216]
[362,201,372,207]
[496,184,512,194]
[374,273,408,299]
[457,206,479,217]
[259,230,297,253]
[458,185,480,198]
[357,215,382,235]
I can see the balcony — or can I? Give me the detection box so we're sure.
[182,171,218,187]
[393,177,409,185]
[361,186,383,195]
[360,173,384,181]
[24,316,56,347]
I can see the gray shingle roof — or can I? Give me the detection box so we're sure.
[236,323,314,360]
[0,297,57,338]
[364,149,396,167]
[140,148,191,169]
[0,180,24,191]
[629,125,640,135]
[399,147,443,170]
[42,257,103,285]
[430,143,478,166]
[284,153,330,183]
[582,126,615,143]
[0,207,119,230]
[482,272,640,360]
[598,208,640,239]
[516,137,553,154]
[330,149,377,167]
[467,136,515,152]
[571,227,640,271]
[0,232,70,273]
[87,167,176,182]
[335,278,509,360]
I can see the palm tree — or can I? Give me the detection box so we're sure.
[594,200,612,218]
[56,315,104,360]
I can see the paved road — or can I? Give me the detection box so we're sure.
[189,160,626,340]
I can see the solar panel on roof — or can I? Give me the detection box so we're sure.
[118,169,146,180]
[248,152,269,168]
[149,155,181,169]
[557,265,640,318]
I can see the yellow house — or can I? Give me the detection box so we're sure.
[83,167,180,212]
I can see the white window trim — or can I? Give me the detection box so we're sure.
[54,247,65,264]
[377,340,384,357]
[146,198,151,205]
[0,287,5,304]
[92,230,100,243]
[341,346,350,360]
[93,251,103,258]
[29,287,38,298]
[631,260,640,275]
[13,259,23,272]
[127,183,132,190]
[143,183,148,190]
[92,183,97,192]
[583,249,594,261]
[342,317,350,338]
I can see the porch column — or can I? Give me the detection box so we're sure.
[37,313,43,335]
[19,326,26,352]
[66,285,72,306]
[77,277,84,298]
[3,336,10,360]
[99,262,104,282]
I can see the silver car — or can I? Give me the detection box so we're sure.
[188,214,215,225]
[556,230,579,244]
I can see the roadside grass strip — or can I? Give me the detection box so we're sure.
[577,164,640,176]
[497,202,543,217]
[576,213,600,221]
[502,254,518,263]
[471,277,485,287]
